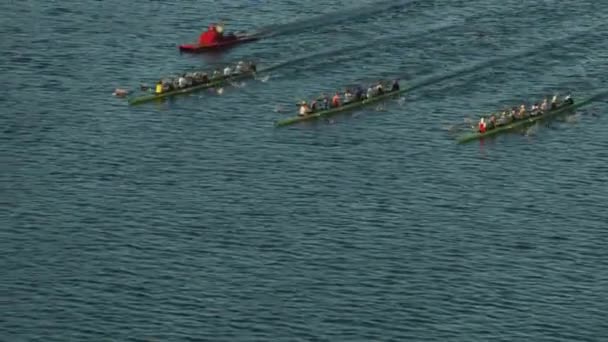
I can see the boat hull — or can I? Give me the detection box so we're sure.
[127,71,255,106]
[456,96,599,143]
[275,88,407,127]
[179,36,258,53]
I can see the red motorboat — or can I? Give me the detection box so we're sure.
[179,23,259,53]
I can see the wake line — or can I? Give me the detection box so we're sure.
[259,20,462,74]
[254,0,413,38]
[403,24,608,93]
[258,0,601,78]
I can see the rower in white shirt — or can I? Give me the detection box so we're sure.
[223,66,232,76]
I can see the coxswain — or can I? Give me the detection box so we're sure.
[564,94,573,105]
[331,92,341,108]
[298,101,310,116]
[155,80,163,94]
[223,65,232,76]
[551,94,558,109]
[391,79,400,91]
[478,117,487,133]
[113,88,128,97]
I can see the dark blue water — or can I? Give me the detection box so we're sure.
[3,0,608,340]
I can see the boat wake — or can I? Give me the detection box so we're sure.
[260,19,462,75]
[255,0,411,38]
[403,22,607,94]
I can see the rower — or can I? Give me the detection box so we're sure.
[162,80,172,92]
[354,86,364,100]
[497,111,509,126]
[223,65,232,76]
[489,114,497,129]
[212,69,221,79]
[310,100,318,112]
[530,103,539,116]
[510,107,518,119]
[540,98,548,111]
[564,94,574,105]
[551,94,558,109]
[332,92,341,108]
[201,73,209,83]
[178,74,188,88]
[298,101,310,116]
[391,79,400,91]
[344,89,353,103]
[366,86,374,100]
[321,94,329,109]
[376,83,384,95]
[249,62,257,73]
[235,61,245,74]
[155,80,163,94]
[519,104,526,117]
[478,117,487,133]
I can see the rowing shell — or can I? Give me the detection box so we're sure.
[275,88,408,127]
[127,70,256,106]
[456,94,603,143]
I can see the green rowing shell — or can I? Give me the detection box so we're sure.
[275,87,409,127]
[127,71,256,106]
[456,94,603,144]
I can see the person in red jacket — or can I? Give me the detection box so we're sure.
[199,25,220,46]
[331,92,341,108]
[478,117,487,133]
